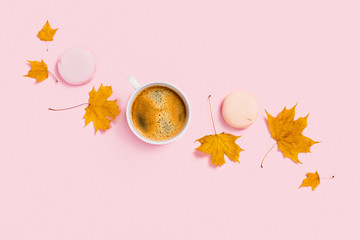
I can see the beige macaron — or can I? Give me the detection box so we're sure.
[222,90,259,129]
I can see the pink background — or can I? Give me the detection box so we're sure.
[1,0,359,239]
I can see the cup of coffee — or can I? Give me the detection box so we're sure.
[126,76,191,145]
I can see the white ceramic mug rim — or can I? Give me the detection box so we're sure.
[126,78,191,145]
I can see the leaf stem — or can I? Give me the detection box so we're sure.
[321,176,335,180]
[208,95,217,134]
[48,71,58,84]
[45,41,48,51]
[261,142,277,168]
[48,103,89,111]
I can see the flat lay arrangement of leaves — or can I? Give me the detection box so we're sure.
[194,96,334,190]
[24,20,120,133]
[24,20,334,191]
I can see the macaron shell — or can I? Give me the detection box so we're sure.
[222,90,259,129]
[57,47,96,86]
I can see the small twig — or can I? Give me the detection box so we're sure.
[48,103,89,111]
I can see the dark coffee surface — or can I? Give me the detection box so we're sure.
[131,86,187,141]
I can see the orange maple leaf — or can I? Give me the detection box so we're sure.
[195,96,244,166]
[299,171,320,191]
[83,84,120,134]
[23,59,48,82]
[24,59,58,83]
[38,20,58,41]
[196,133,243,166]
[261,104,319,167]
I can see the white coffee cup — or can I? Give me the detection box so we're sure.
[126,76,191,145]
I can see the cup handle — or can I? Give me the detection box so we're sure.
[128,76,140,90]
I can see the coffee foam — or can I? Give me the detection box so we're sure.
[131,86,186,141]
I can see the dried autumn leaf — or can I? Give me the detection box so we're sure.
[195,95,244,166]
[262,104,319,167]
[83,84,120,134]
[196,133,243,166]
[299,171,320,191]
[23,59,49,82]
[38,20,58,41]
[24,59,58,83]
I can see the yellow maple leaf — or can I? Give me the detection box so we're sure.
[38,20,58,41]
[195,95,244,166]
[83,84,120,134]
[262,104,319,166]
[23,59,49,82]
[299,171,320,191]
[196,133,244,166]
